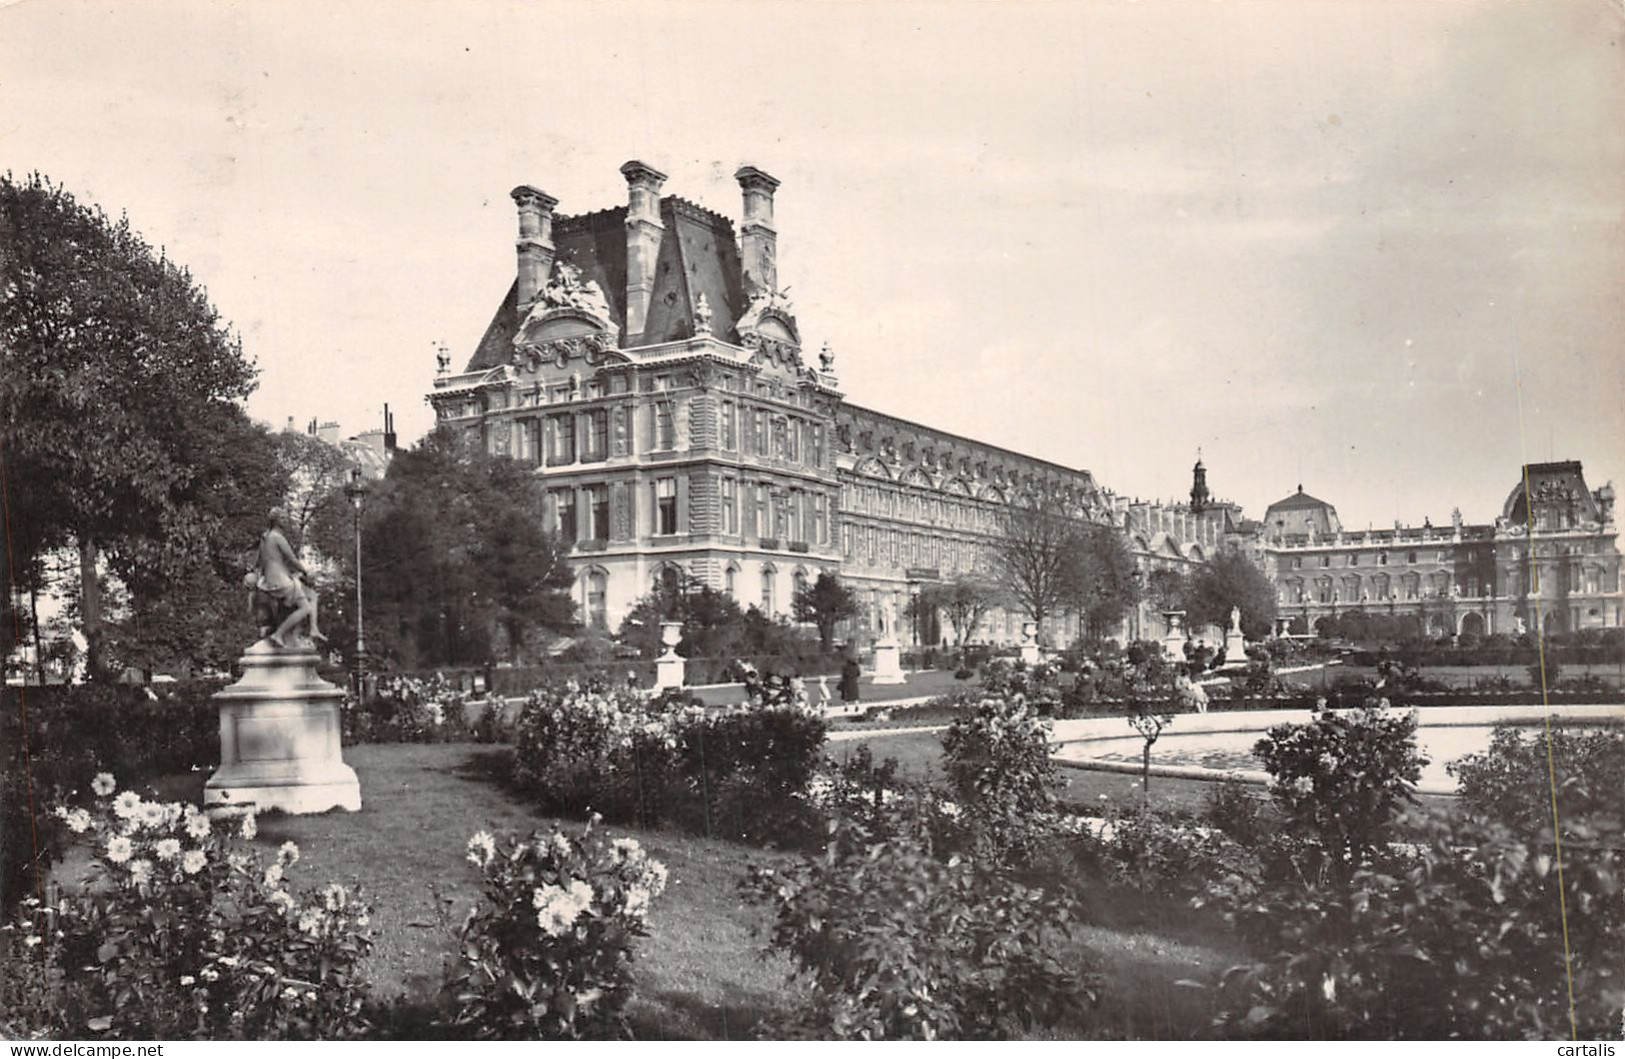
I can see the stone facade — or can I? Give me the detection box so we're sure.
[428,162,1219,643]
[1261,462,1622,636]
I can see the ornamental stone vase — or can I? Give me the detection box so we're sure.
[654,620,686,690]
[204,640,361,815]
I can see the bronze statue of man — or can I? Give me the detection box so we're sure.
[248,507,327,649]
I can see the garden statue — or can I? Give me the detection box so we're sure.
[1229,606,1241,634]
[247,507,326,649]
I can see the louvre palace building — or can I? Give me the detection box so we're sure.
[427,161,1229,645]
[426,161,1621,646]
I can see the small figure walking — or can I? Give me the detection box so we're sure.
[840,654,862,704]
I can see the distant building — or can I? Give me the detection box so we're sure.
[1262,461,1621,636]
[427,161,1215,642]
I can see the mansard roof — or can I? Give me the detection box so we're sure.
[462,197,747,373]
[1501,460,1599,525]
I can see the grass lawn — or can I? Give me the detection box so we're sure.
[121,740,1247,1039]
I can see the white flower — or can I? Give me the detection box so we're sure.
[611,837,642,862]
[466,831,496,869]
[269,890,294,912]
[182,849,207,875]
[185,814,211,840]
[551,833,572,860]
[199,967,220,983]
[63,808,92,833]
[355,913,370,928]
[263,864,283,888]
[938,800,961,819]
[91,773,117,797]
[105,835,134,864]
[1322,975,1337,1002]
[297,910,323,936]
[139,802,167,830]
[644,860,669,895]
[180,975,196,986]
[624,885,652,918]
[278,841,300,866]
[282,986,300,1001]
[128,859,153,885]
[321,884,348,911]
[155,838,182,861]
[112,791,143,819]
[1292,776,1315,795]
[240,814,257,840]
[217,955,239,968]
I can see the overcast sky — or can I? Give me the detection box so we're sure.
[3,0,1621,528]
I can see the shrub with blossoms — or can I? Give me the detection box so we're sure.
[0,775,374,1040]
[342,674,495,745]
[1253,701,1427,883]
[510,680,827,845]
[444,820,668,1039]
[940,696,1061,859]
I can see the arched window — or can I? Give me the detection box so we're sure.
[724,562,739,599]
[792,567,810,602]
[585,568,609,630]
[760,564,777,615]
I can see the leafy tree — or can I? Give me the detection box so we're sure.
[1,173,257,679]
[1068,523,1140,643]
[361,428,574,668]
[919,575,1001,651]
[1182,547,1277,640]
[1144,567,1187,615]
[792,572,859,653]
[621,575,743,658]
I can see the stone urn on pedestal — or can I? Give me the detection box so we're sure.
[1018,620,1041,665]
[205,638,361,815]
[1160,610,1189,663]
[654,621,686,690]
[870,602,906,685]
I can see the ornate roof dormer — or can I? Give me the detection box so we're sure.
[737,287,802,369]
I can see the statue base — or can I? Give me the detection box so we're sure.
[1162,634,1187,663]
[1018,643,1040,665]
[1225,631,1247,660]
[204,640,361,815]
[654,653,686,690]
[871,640,906,685]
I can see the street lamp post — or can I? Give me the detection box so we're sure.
[344,468,368,698]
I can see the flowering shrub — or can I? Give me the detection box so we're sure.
[744,811,1095,1040]
[978,658,1062,714]
[1,776,373,1040]
[1448,723,1625,835]
[1252,701,1426,881]
[1083,807,1256,902]
[1206,810,1624,1039]
[940,697,1059,858]
[341,673,496,744]
[444,820,667,1039]
[509,680,827,845]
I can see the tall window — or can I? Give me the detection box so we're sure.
[721,477,739,534]
[586,570,608,630]
[517,418,539,463]
[811,424,824,468]
[813,493,827,544]
[546,414,575,465]
[757,484,771,540]
[754,410,768,455]
[556,491,577,542]
[655,478,678,535]
[655,401,675,450]
[761,566,776,614]
[721,401,737,450]
[725,564,738,598]
[585,409,608,461]
[587,485,610,541]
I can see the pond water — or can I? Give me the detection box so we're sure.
[1068,725,1541,790]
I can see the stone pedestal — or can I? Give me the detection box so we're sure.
[1018,620,1040,665]
[653,620,686,690]
[871,640,906,685]
[1225,629,1247,660]
[204,641,361,815]
[1160,610,1189,663]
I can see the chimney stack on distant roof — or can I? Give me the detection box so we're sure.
[735,165,780,296]
[511,185,560,312]
[620,160,667,340]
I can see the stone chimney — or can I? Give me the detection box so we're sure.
[511,185,559,312]
[735,165,780,296]
[620,160,667,339]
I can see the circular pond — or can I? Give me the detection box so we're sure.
[1051,705,1623,795]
